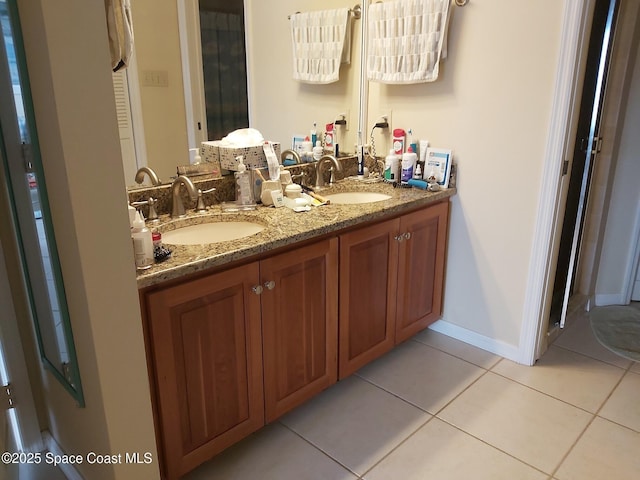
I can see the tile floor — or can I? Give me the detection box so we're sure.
[185,310,640,480]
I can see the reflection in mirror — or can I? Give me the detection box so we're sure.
[198,0,249,141]
[121,0,363,188]
[0,0,84,406]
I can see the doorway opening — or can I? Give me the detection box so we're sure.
[547,0,619,336]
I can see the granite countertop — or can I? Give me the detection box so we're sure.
[137,178,456,289]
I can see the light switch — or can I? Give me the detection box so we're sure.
[142,70,169,87]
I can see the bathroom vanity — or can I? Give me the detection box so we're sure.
[137,179,454,479]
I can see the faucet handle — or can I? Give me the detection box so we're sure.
[131,197,159,222]
[195,187,217,212]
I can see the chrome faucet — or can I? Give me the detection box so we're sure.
[171,175,198,218]
[315,155,342,189]
[134,166,161,186]
[281,149,302,164]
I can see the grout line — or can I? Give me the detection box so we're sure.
[410,336,504,370]
[552,341,635,370]
[488,368,614,416]
[548,413,597,479]
[433,415,555,478]
[358,415,435,479]
[277,421,361,478]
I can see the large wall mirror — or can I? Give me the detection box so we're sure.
[120,0,364,188]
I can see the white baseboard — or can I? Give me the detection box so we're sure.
[43,431,83,480]
[594,293,627,306]
[428,319,521,363]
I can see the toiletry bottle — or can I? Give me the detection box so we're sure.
[189,147,201,164]
[393,128,406,156]
[413,162,423,180]
[325,123,334,153]
[235,156,255,205]
[311,122,317,146]
[384,149,398,182]
[313,141,323,161]
[131,211,154,270]
[400,146,417,185]
[407,129,417,155]
[302,136,313,162]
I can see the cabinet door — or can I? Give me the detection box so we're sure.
[396,201,449,343]
[261,238,338,422]
[338,218,400,379]
[146,263,263,480]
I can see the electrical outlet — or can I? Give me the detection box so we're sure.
[376,109,392,129]
[335,109,350,131]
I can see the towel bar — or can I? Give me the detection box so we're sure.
[288,4,362,20]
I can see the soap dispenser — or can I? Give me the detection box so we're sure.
[234,156,254,205]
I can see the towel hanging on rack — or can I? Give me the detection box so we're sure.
[367,0,451,84]
[290,8,352,84]
[106,0,134,72]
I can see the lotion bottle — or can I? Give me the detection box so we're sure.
[384,149,398,182]
[400,145,417,185]
[131,211,154,270]
[235,156,254,205]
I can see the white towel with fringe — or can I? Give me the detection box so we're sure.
[290,8,351,84]
[106,0,134,72]
[367,0,451,84]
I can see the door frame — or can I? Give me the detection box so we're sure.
[518,0,595,365]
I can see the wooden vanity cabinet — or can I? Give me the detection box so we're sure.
[338,201,449,378]
[395,201,449,343]
[338,218,400,378]
[144,238,338,479]
[142,202,449,478]
[145,262,264,480]
[261,238,338,422]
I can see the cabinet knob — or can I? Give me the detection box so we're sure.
[252,285,263,295]
[404,232,412,240]
[264,280,276,290]
[394,235,404,242]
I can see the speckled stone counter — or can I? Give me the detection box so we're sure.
[137,178,456,289]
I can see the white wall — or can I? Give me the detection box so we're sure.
[17,1,159,479]
[596,38,640,306]
[131,0,189,182]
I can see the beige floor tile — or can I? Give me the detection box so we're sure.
[599,371,640,432]
[413,329,502,369]
[631,361,640,374]
[364,418,548,480]
[280,375,429,476]
[555,417,640,480]
[553,313,633,369]
[492,346,625,412]
[357,340,485,413]
[438,372,592,474]
[183,423,356,480]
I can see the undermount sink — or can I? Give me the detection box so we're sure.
[323,191,392,205]
[161,221,264,245]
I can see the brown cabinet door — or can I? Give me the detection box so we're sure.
[338,218,400,379]
[261,238,339,422]
[146,263,263,480]
[395,201,449,343]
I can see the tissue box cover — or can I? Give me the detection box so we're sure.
[200,141,223,177]
[218,142,281,171]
